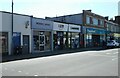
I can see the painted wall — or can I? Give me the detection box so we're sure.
[1,12,12,55]
[2,12,12,32]
[0,12,2,31]
[13,14,32,53]
[46,14,83,25]
[65,14,83,25]
[1,12,32,54]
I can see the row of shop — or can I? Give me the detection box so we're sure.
[0,12,109,55]
[32,18,82,53]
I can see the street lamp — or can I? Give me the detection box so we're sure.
[11,0,14,55]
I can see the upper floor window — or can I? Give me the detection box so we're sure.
[100,20,104,26]
[93,18,98,25]
[86,16,90,24]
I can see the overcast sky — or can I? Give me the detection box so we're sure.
[0,0,119,19]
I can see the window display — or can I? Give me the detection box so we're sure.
[33,31,51,51]
[68,33,80,49]
[54,31,67,50]
[0,32,8,54]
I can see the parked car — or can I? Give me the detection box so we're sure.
[107,40,119,48]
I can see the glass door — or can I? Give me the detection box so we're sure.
[39,35,45,51]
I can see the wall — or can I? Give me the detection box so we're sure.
[0,12,2,31]
[13,14,32,53]
[65,14,83,25]
[1,12,12,55]
[46,14,83,25]
[1,12,32,54]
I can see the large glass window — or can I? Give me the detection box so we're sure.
[33,35,39,50]
[44,32,51,51]
[33,31,51,51]
[86,16,90,24]
[86,34,92,47]
[53,31,67,50]
[100,20,104,26]
[68,32,80,49]
[93,18,98,25]
[0,32,8,54]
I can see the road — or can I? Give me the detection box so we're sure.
[1,48,119,76]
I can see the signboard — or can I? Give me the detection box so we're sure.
[53,22,68,31]
[13,32,21,47]
[32,18,53,30]
[68,24,81,32]
[86,28,106,35]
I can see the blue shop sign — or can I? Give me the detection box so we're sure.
[13,32,21,48]
[86,28,105,34]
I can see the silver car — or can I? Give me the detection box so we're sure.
[107,40,119,48]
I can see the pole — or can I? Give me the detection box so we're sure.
[11,0,13,55]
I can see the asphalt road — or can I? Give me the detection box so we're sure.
[1,48,119,76]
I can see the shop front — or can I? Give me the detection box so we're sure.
[68,24,81,49]
[85,28,106,47]
[113,33,120,43]
[53,22,68,50]
[32,18,53,52]
[0,32,8,55]
[106,31,114,41]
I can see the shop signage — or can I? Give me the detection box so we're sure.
[53,22,68,31]
[68,24,81,32]
[13,32,21,47]
[32,18,53,30]
[36,22,50,26]
[13,32,21,37]
[25,21,29,28]
[86,28,105,35]
[87,30,96,33]
[58,24,64,30]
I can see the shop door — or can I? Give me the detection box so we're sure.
[39,35,45,51]
[23,35,29,54]
[57,32,63,49]
[92,35,100,47]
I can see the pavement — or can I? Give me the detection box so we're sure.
[1,47,108,62]
[1,48,119,76]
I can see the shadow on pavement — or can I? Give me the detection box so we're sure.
[1,47,119,63]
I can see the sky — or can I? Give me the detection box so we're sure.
[0,0,120,19]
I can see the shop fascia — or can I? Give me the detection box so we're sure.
[53,22,81,32]
[32,18,53,30]
[68,24,81,33]
[53,22,68,31]
[86,28,106,35]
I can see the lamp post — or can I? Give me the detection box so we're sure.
[11,0,14,55]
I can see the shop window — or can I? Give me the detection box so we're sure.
[86,34,92,47]
[33,35,39,50]
[44,32,51,51]
[33,31,51,51]
[0,32,8,54]
[68,32,80,49]
[54,31,68,50]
